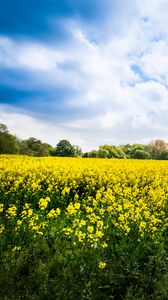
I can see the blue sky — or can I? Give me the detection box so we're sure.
[0,0,168,151]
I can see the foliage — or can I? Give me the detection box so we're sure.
[157,150,168,160]
[0,123,19,154]
[18,138,53,156]
[99,144,119,158]
[0,123,8,133]
[98,148,109,158]
[1,123,168,160]
[52,139,75,157]
[74,145,83,157]
[1,156,168,299]
[132,149,151,159]
[147,139,168,159]
[88,150,98,158]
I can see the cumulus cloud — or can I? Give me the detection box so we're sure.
[0,0,168,150]
[0,37,66,71]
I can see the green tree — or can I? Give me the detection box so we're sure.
[99,145,120,158]
[156,150,168,160]
[120,144,133,158]
[82,152,89,158]
[74,145,83,157]
[0,124,19,154]
[52,139,75,157]
[88,150,98,158]
[18,138,53,156]
[98,148,109,158]
[0,124,8,133]
[133,149,151,159]
[121,144,146,159]
[146,139,168,159]
[115,147,126,158]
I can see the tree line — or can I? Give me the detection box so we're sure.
[0,123,168,159]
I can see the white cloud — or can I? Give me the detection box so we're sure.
[0,37,66,71]
[0,104,75,146]
[139,40,168,84]
[1,0,168,149]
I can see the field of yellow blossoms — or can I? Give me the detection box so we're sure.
[1,155,168,299]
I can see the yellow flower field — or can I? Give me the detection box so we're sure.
[1,155,168,240]
[1,155,168,299]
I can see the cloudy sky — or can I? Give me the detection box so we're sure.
[0,0,168,151]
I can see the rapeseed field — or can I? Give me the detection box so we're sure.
[1,155,168,299]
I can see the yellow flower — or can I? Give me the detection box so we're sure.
[62,187,70,196]
[95,230,104,238]
[107,206,113,213]
[0,224,5,233]
[66,203,77,215]
[17,220,22,226]
[118,214,125,222]
[75,230,86,242]
[101,242,108,248]
[27,208,33,217]
[74,202,80,210]
[98,261,107,269]
[21,206,33,219]
[97,220,104,228]
[25,203,30,210]
[47,209,56,218]
[0,203,4,213]
[56,208,61,215]
[12,246,21,252]
[79,219,86,227]
[99,208,105,215]
[86,207,93,213]
[140,221,146,229]
[39,197,50,210]
[47,208,61,218]
[74,194,79,201]
[63,227,73,235]
[6,205,17,218]
[31,182,39,190]
[87,226,94,233]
